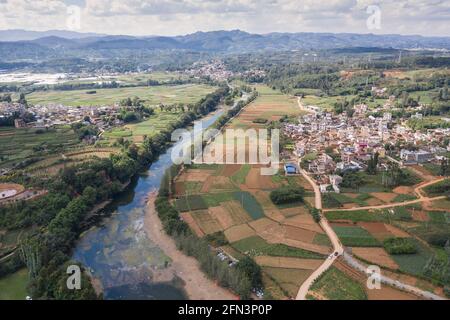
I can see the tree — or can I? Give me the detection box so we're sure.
[18,93,27,105]
[366,152,379,175]
[440,158,450,177]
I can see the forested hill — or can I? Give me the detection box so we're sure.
[1,29,449,59]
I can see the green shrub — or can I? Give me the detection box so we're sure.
[383,237,417,255]
[270,186,305,205]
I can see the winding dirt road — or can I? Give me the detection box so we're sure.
[295,168,344,300]
[295,167,447,300]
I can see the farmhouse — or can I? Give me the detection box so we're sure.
[284,163,298,175]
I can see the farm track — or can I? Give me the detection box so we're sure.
[295,146,447,299]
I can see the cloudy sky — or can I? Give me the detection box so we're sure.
[0,0,448,37]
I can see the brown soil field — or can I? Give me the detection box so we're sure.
[284,225,317,243]
[249,218,278,233]
[221,201,252,225]
[393,186,415,195]
[208,206,234,230]
[304,197,315,207]
[343,203,358,209]
[383,70,406,78]
[225,224,256,243]
[366,285,420,300]
[245,167,279,190]
[283,214,325,234]
[370,192,398,203]
[221,164,242,176]
[410,165,435,180]
[263,208,285,222]
[255,256,323,270]
[280,206,309,218]
[190,210,222,235]
[180,212,205,237]
[351,247,399,270]
[178,169,214,182]
[0,183,24,193]
[250,190,275,208]
[201,176,235,193]
[411,210,430,222]
[365,198,385,206]
[384,224,411,238]
[358,222,392,241]
[174,182,185,196]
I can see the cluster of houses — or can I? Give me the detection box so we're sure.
[0,102,124,131]
[185,60,234,81]
[283,105,449,193]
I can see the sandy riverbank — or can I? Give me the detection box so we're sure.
[143,191,237,300]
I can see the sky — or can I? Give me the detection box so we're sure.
[0,0,449,37]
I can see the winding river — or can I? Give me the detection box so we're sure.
[73,109,225,300]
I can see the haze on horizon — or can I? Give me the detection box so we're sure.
[0,0,449,38]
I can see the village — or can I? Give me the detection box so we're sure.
[283,98,450,194]
[0,101,124,131]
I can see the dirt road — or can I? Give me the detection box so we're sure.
[296,168,344,300]
[323,177,447,213]
[144,191,237,300]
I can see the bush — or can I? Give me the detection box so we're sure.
[383,237,417,255]
[270,186,305,205]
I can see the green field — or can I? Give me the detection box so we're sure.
[0,126,80,168]
[0,268,28,300]
[231,236,324,259]
[332,225,380,247]
[311,267,367,300]
[174,195,208,212]
[389,239,434,276]
[24,84,215,106]
[102,110,181,144]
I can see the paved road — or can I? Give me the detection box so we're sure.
[343,252,446,300]
[295,168,344,300]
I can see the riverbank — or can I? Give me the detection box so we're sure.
[144,191,237,300]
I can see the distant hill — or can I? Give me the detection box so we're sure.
[0,29,449,69]
[0,29,106,41]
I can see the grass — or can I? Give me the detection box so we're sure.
[0,268,28,300]
[332,225,381,247]
[231,236,324,259]
[24,84,216,106]
[310,267,367,300]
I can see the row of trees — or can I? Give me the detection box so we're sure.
[0,86,232,299]
[156,166,262,299]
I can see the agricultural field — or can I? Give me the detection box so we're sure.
[309,266,367,300]
[0,268,28,300]
[0,126,81,169]
[22,84,216,107]
[171,85,330,299]
[332,225,381,247]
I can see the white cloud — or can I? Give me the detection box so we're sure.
[0,0,448,36]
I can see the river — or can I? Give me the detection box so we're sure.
[72,108,226,300]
